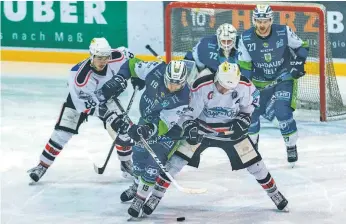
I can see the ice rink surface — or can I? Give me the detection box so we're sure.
[1,62,346,224]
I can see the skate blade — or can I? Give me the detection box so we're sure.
[282,206,290,212]
[289,162,296,168]
[127,211,145,221]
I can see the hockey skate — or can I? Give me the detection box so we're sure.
[286,145,298,167]
[270,191,288,211]
[128,195,145,218]
[120,182,138,202]
[142,194,162,215]
[121,160,134,179]
[27,163,48,182]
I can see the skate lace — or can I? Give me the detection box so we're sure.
[146,195,161,210]
[271,192,284,206]
[121,161,133,174]
[131,197,144,211]
[287,148,297,158]
[28,165,47,177]
[126,183,138,197]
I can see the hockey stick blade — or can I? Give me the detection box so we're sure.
[93,163,105,174]
[93,88,138,175]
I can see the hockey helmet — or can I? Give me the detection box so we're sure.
[164,60,188,91]
[216,23,237,52]
[215,62,241,90]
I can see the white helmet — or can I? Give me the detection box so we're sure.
[89,37,112,57]
[164,60,188,88]
[252,4,274,26]
[215,62,241,90]
[216,23,237,52]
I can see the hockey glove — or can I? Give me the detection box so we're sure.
[290,56,306,79]
[182,120,202,145]
[128,123,156,142]
[105,113,130,135]
[229,113,251,140]
[131,77,146,91]
[102,75,128,101]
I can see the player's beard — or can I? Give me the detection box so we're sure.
[257,25,270,37]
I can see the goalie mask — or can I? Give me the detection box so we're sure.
[215,62,241,93]
[216,23,237,53]
[164,60,188,92]
[89,37,112,70]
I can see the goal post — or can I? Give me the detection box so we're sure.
[165,2,346,121]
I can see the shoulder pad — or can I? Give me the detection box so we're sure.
[191,74,214,90]
[241,28,254,41]
[110,50,125,62]
[74,60,92,86]
[200,35,218,49]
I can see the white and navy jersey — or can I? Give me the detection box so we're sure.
[68,47,133,117]
[238,24,309,88]
[178,74,259,133]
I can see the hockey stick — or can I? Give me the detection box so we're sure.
[112,99,207,194]
[145,44,165,63]
[142,130,235,144]
[93,87,138,174]
[139,136,207,194]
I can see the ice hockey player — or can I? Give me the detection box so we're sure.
[184,23,238,80]
[237,4,309,165]
[141,62,289,215]
[27,37,145,182]
[116,59,191,218]
[185,22,277,125]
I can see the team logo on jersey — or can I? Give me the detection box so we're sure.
[232,91,238,99]
[204,107,237,118]
[161,100,170,107]
[208,43,217,49]
[78,90,92,100]
[264,53,272,62]
[263,42,269,48]
[276,39,284,48]
[207,91,214,99]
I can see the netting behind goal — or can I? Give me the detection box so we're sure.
[165,2,346,121]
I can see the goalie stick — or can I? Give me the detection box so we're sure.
[93,87,138,174]
[112,98,207,194]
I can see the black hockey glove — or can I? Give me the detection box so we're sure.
[131,77,146,91]
[290,56,306,79]
[102,75,127,101]
[182,120,202,145]
[229,113,251,140]
[105,112,130,135]
[128,123,156,142]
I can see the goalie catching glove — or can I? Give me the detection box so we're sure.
[228,113,251,140]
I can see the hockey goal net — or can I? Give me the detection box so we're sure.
[165,2,346,121]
